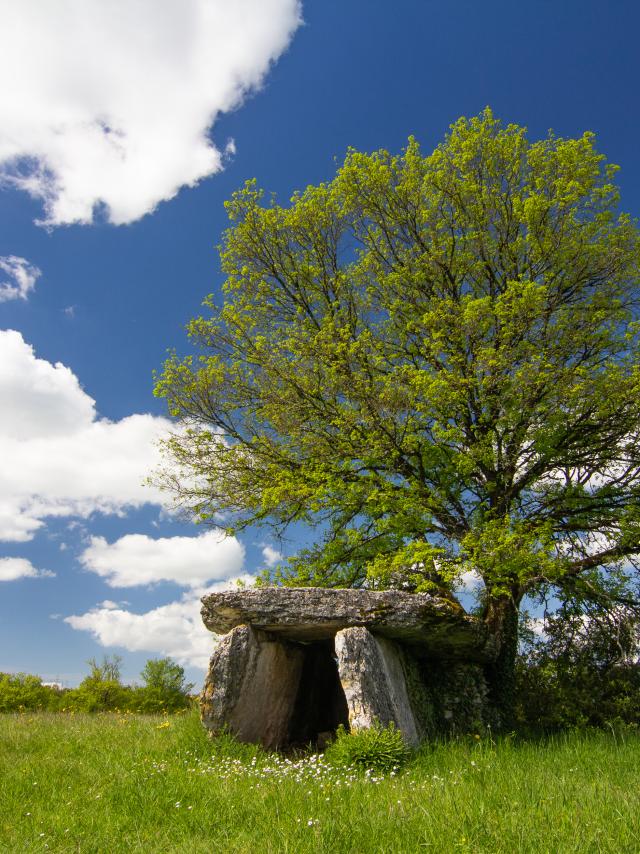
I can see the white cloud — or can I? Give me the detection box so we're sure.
[80,530,245,588]
[99,600,119,610]
[65,576,255,669]
[0,0,302,226]
[529,616,546,638]
[0,329,172,541]
[0,256,41,302]
[262,544,283,568]
[456,568,484,594]
[0,329,95,440]
[0,557,55,581]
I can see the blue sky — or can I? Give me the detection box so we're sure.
[1,0,639,687]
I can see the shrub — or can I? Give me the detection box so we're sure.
[515,606,640,733]
[135,657,194,712]
[0,655,196,714]
[0,672,62,712]
[64,677,130,712]
[324,721,411,772]
[128,685,193,713]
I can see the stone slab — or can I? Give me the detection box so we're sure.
[335,626,421,746]
[200,624,305,750]
[201,587,494,662]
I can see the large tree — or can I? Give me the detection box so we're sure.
[154,109,640,716]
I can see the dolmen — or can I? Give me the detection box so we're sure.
[200,587,497,750]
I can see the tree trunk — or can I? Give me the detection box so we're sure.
[484,594,520,729]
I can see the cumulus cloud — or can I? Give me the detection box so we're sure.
[0,557,55,581]
[65,576,255,668]
[0,329,173,541]
[262,544,283,568]
[99,600,120,610]
[0,0,302,226]
[80,529,245,588]
[0,256,41,302]
[0,329,95,440]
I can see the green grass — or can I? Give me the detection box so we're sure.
[1,710,639,853]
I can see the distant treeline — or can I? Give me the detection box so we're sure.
[0,655,195,713]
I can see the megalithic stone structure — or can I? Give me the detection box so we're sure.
[200,588,497,750]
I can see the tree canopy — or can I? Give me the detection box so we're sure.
[141,657,193,695]
[154,109,640,685]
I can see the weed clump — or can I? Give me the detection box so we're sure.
[325,721,411,772]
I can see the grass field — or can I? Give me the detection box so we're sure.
[1,710,639,853]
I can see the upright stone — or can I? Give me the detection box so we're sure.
[200,624,304,750]
[335,626,421,747]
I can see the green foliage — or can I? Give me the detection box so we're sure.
[0,673,62,712]
[65,678,129,712]
[137,657,194,712]
[65,655,194,713]
[153,108,640,633]
[128,685,192,714]
[88,654,123,682]
[516,606,640,732]
[0,656,194,714]
[141,656,193,694]
[324,721,411,772]
[59,654,127,712]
